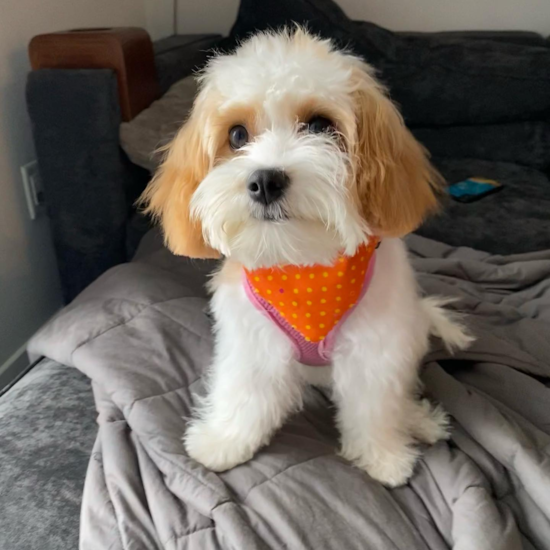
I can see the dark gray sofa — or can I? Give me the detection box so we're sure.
[2,0,550,547]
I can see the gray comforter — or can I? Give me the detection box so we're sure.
[28,232,550,550]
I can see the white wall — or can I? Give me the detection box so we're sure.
[175,0,550,36]
[0,0,148,373]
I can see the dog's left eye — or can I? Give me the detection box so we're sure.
[306,116,334,134]
[229,125,249,149]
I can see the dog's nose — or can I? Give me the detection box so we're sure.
[247,169,289,206]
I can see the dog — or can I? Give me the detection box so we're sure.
[140,28,472,487]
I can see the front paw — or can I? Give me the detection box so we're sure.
[341,440,420,488]
[184,421,255,472]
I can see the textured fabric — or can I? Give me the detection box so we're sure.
[26,69,149,303]
[412,122,550,171]
[26,230,550,550]
[245,240,377,341]
[244,240,377,365]
[120,76,198,172]
[0,359,96,550]
[418,158,550,254]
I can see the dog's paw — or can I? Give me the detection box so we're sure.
[341,441,420,487]
[410,399,450,445]
[363,447,419,487]
[184,422,254,472]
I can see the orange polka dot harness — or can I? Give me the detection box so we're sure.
[243,237,379,366]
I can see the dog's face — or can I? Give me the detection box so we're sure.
[141,29,441,268]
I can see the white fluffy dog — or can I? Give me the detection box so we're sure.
[141,28,472,487]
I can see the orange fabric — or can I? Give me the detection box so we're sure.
[245,237,378,343]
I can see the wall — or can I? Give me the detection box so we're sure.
[175,0,550,36]
[0,0,148,376]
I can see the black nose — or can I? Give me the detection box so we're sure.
[247,169,289,206]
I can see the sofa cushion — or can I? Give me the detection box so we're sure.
[417,158,550,254]
[119,75,198,172]
[413,122,550,171]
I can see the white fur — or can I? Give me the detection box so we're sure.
[183,30,473,486]
[185,240,471,485]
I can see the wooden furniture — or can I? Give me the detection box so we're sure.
[29,27,159,121]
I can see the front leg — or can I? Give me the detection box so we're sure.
[185,280,304,471]
[332,239,436,487]
[333,344,422,487]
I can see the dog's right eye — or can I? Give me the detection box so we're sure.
[229,125,249,149]
[306,115,334,134]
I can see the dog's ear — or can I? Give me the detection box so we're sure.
[351,66,442,237]
[139,107,220,259]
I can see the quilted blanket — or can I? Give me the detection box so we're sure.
[29,232,550,550]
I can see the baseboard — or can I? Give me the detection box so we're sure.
[0,343,30,393]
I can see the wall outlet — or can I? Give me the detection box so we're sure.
[21,160,45,220]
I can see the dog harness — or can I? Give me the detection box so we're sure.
[243,237,379,366]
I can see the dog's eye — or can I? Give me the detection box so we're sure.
[307,115,334,134]
[229,125,249,149]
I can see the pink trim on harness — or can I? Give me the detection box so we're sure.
[243,253,377,366]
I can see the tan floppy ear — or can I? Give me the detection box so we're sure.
[352,66,443,237]
[138,111,220,258]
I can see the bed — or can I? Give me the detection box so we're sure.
[1,0,550,548]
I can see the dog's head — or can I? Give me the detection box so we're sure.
[141,28,442,268]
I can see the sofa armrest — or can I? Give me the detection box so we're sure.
[26,69,149,303]
[26,30,223,302]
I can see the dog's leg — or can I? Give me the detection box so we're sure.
[184,288,303,471]
[332,239,439,487]
[332,345,422,487]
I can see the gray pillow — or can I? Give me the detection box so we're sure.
[120,76,198,172]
